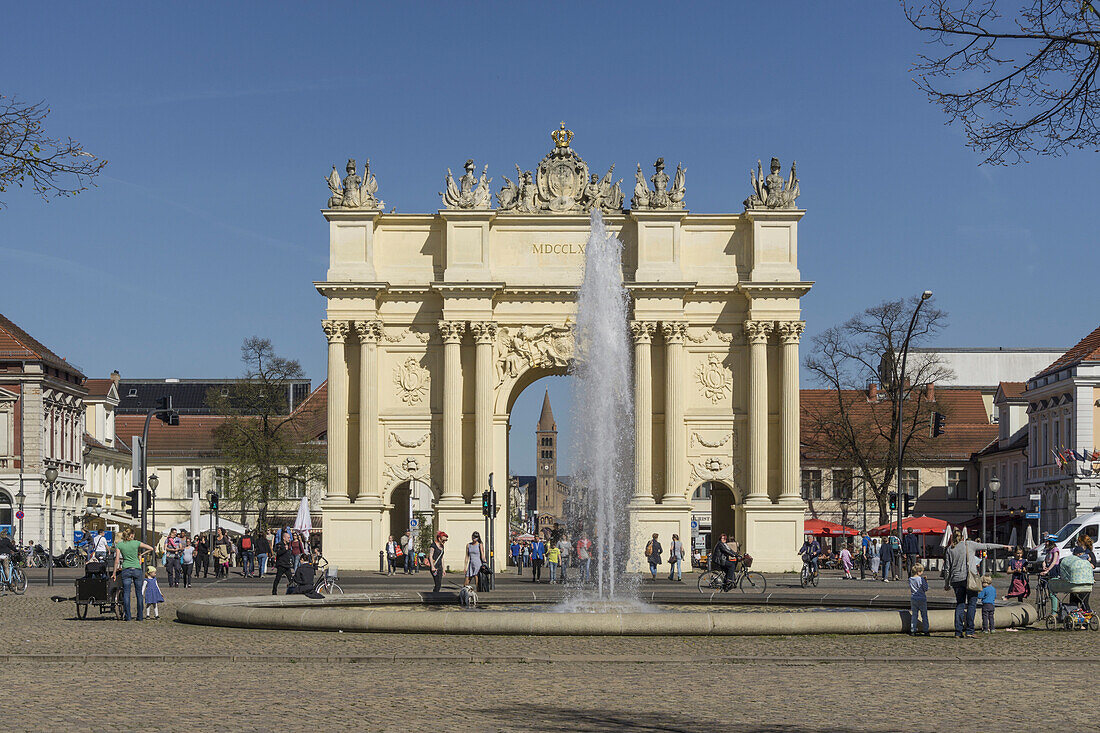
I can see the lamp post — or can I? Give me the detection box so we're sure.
[989,476,1001,571]
[148,475,159,543]
[44,466,58,587]
[15,487,25,546]
[895,291,933,553]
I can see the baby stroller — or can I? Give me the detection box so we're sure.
[1043,553,1097,631]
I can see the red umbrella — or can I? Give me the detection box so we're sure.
[869,515,951,536]
[804,518,859,537]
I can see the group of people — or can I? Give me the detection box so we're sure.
[799,529,925,583]
[508,524,596,585]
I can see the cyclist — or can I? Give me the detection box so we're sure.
[0,529,17,589]
[712,533,740,590]
[799,534,821,579]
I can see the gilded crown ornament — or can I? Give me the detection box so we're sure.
[551,121,574,149]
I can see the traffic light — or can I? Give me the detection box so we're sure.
[930,411,946,438]
[903,494,915,517]
[481,491,491,517]
[124,489,141,518]
[208,491,219,512]
[888,491,897,512]
[155,396,180,426]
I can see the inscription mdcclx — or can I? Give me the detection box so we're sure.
[531,242,587,256]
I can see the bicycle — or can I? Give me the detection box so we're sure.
[799,558,819,588]
[313,557,343,596]
[1035,575,1050,621]
[696,555,766,595]
[0,552,28,595]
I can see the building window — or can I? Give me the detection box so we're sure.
[187,469,202,498]
[832,469,853,500]
[801,470,822,500]
[901,469,919,498]
[947,469,967,499]
[214,468,228,495]
[1042,423,1049,463]
[692,482,712,501]
[286,472,306,499]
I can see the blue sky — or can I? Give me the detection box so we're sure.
[1,2,1095,475]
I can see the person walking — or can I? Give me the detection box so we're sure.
[194,533,209,578]
[385,535,398,575]
[239,530,255,578]
[942,529,1012,638]
[401,531,414,574]
[645,533,662,582]
[556,535,571,583]
[888,534,902,580]
[522,541,531,572]
[428,531,448,593]
[909,563,929,635]
[840,543,854,580]
[667,534,685,582]
[464,532,485,589]
[902,528,920,576]
[163,528,183,588]
[254,529,270,578]
[290,531,304,571]
[575,535,592,584]
[511,539,522,575]
[90,529,110,563]
[111,527,153,622]
[869,538,881,580]
[530,537,545,583]
[271,531,295,595]
[546,542,561,584]
[180,536,195,588]
[859,531,871,580]
[878,536,894,583]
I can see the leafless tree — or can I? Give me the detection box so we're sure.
[804,296,954,524]
[904,1,1100,163]
[0,96,106,208]
[208,338,325,531]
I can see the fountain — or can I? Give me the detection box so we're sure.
[569,210,634,600]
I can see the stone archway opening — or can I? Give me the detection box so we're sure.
[690,480,739,558]
[386,479,434,562]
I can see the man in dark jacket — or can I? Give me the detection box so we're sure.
[901,528,920,576]
[878,537,895,583]
[271,531,294,595]
[288,554,322,598]
[712,534,740,590]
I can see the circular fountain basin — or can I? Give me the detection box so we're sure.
[177,594,1040,636]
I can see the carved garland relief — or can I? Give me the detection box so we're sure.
[695,354,733,404]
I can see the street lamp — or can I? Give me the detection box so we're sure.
[895,290,933,552]
[44,466,58,587]
[148,474,159,541]
[15,486,25,546]
[988,476,1001,570]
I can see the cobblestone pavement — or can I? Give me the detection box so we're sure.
[1,568,1093,730]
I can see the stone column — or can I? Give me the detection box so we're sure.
[744,320,772,505]
[661,322,687,502]
[353,320,383,501]
[438,321,466,501]
[778,321,805,504]
[470,321,498,500]
[322,320,350,502]
[630,321,657,503]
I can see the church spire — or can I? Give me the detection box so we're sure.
[537,389,556,432]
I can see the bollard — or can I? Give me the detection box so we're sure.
[379,549,384,573]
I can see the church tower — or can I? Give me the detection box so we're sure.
[535,390,559,531]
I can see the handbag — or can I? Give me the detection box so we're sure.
[966,570,982,592]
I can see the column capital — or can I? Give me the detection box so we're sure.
[322,320,349,344]
[629,320,657,344]
[438,320,467,344]
[469,321,498,344]
[352,319,383,342]
[661,321,687,344]
[777,321,805,345]
[743,320,773,345]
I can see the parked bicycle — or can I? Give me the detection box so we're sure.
[313,556,343,595]
[696,555,766,594]
[1,550,29,595]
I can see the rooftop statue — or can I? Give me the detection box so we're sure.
[631,157,686,210]
[441,159,492,209]
[326,158,384,210]
[497,123,623,214]
[744,157,799,210]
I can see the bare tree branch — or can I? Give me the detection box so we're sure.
[904,0,1100,163]
[0,95,106,208]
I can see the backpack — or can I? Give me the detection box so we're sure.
[645,540,653,557]
[241,536,252,550]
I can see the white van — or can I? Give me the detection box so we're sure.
[1028,512,1100,573]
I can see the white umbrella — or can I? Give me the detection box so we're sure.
[1025,524,1036,550]
[1008,526,1018,549]
[939,526,951,548]
[294,497,312,538]
[962,525,969,540]
[190,492,201,536]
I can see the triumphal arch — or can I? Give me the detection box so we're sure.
[317,125,810,572]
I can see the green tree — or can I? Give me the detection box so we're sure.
[208,337,325,531]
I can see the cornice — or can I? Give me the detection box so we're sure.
[626,281,698,297]
[738,282,814,298]
[314,281,390,297]
[321,209,383,223]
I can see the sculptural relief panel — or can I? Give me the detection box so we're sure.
[379,349,439,413]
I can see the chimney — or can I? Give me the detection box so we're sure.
[867,383,878,401]
[925,382,935,401]
[110,370,121,385]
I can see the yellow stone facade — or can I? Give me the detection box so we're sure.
[317,150,811,572]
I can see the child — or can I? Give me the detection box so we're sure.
[908,563,929,635]
[979,574,997,633]
[546,544,561,584]
[840,544,854,580]
[180,540,195,588]
[142,566,165,620]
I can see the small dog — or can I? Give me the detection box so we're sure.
[459,585,478,608]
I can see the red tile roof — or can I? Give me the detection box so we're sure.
[1035,324,1100,378]
[115,414,229,457]
[0,312,85,378]
[291,380,327,442]
[84,379,116,398]
[801,388,996,462]
[996,382,1026,400]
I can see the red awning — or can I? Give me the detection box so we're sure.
[804,518,859,537]
[869,515,952,536]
